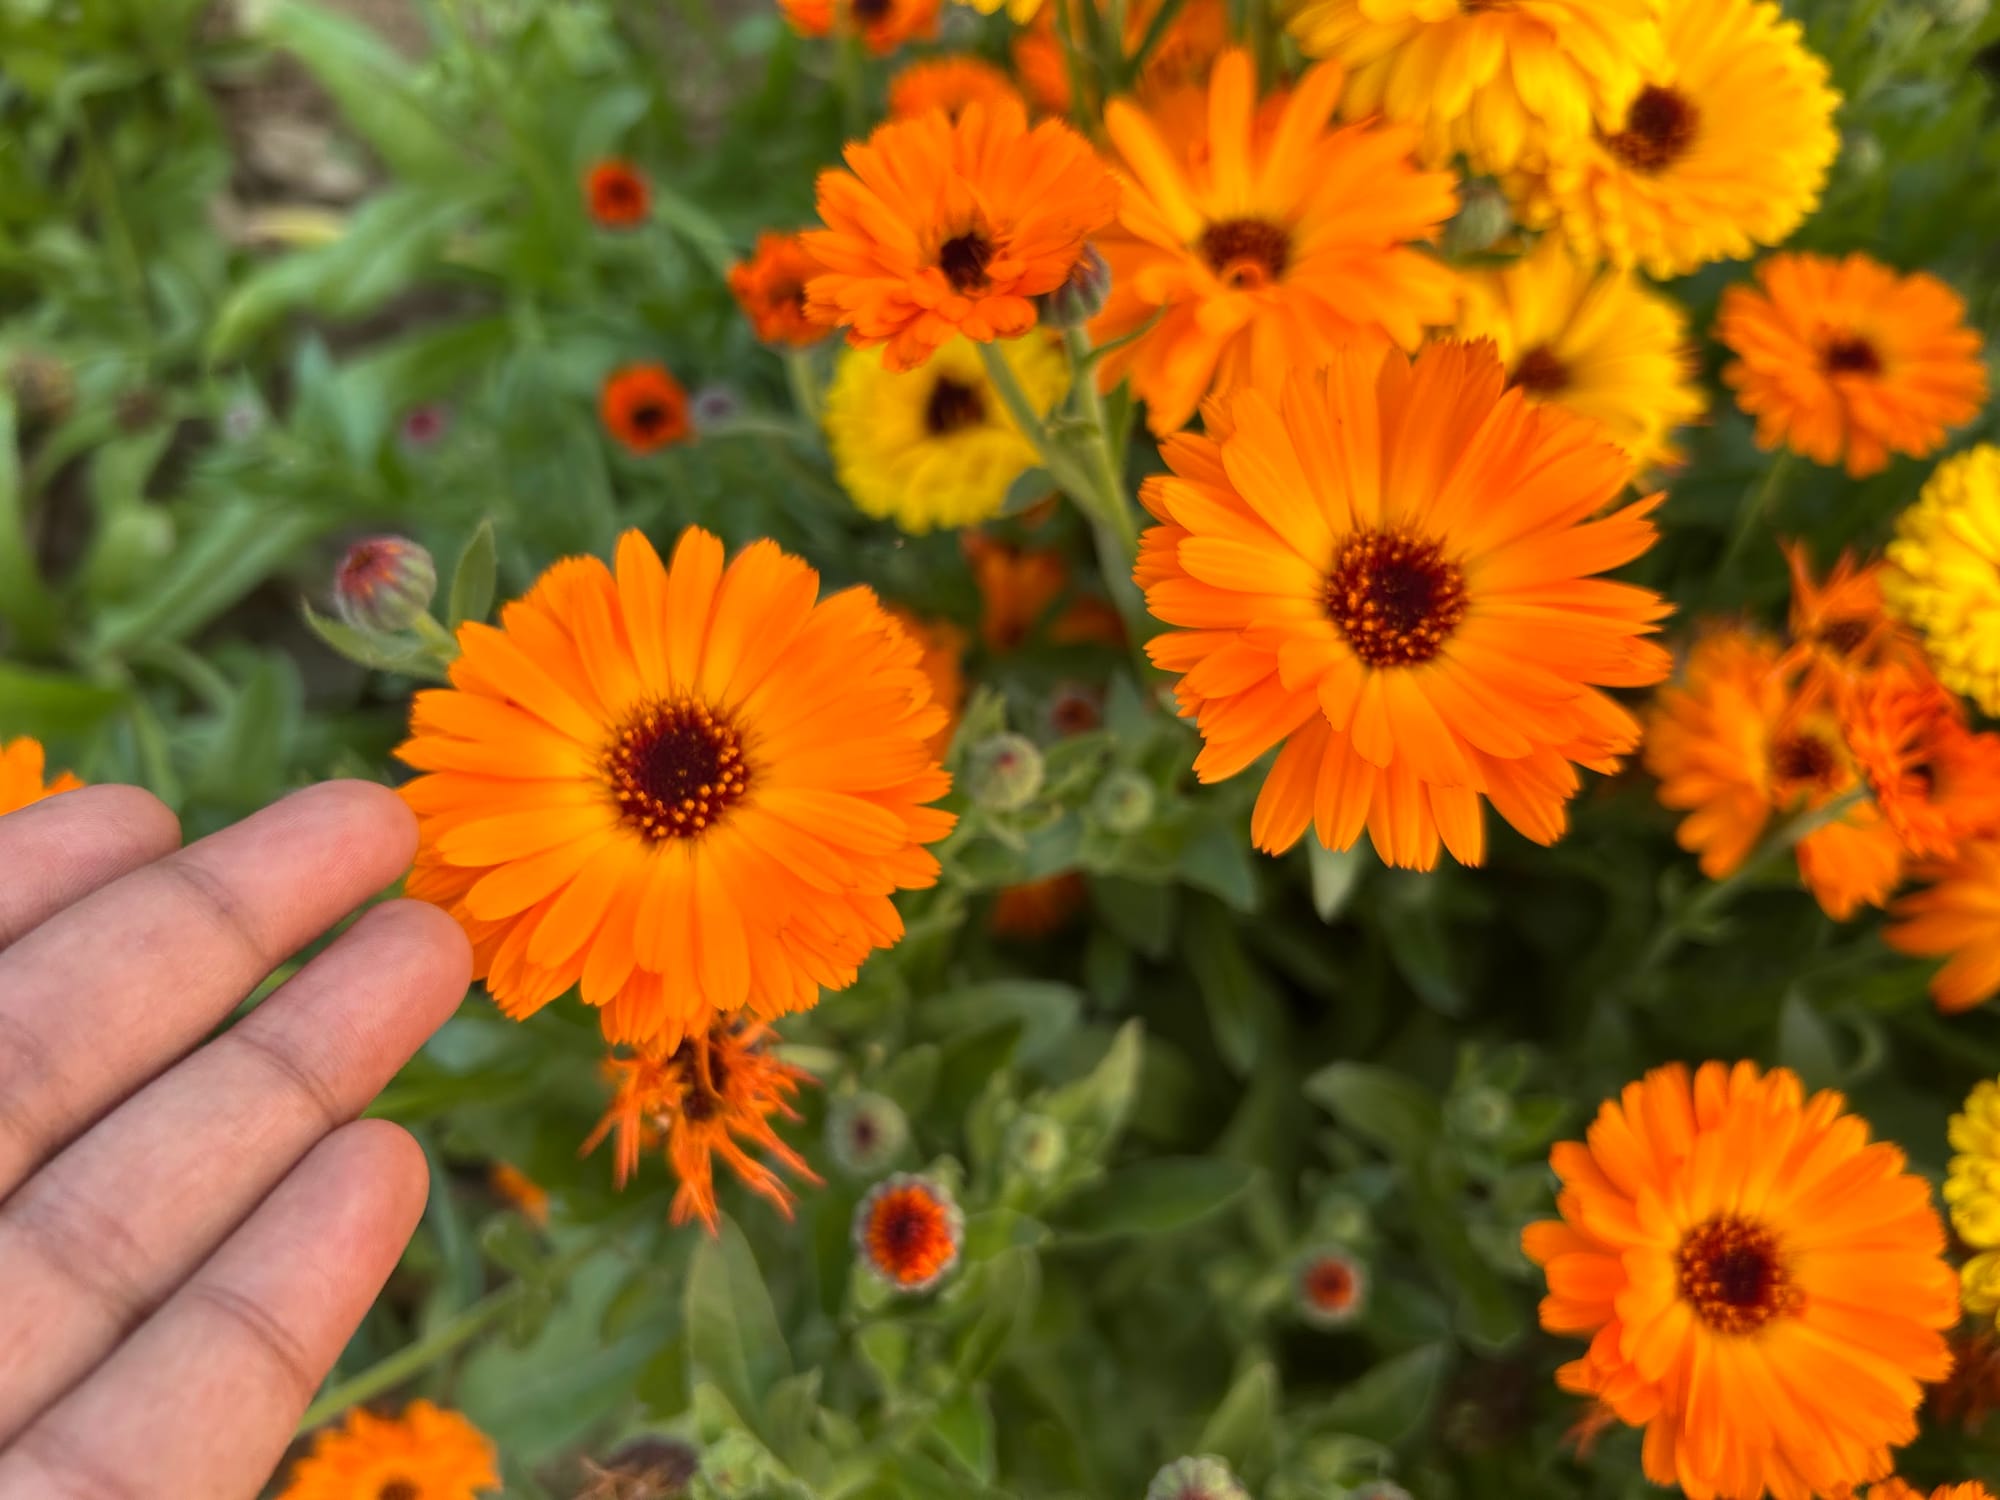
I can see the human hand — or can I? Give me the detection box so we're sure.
[0,781,472,1499]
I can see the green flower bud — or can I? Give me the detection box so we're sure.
[334,536,438,634]
[1006,1111,1068,1182]
[1317,1191,1371,1244]
[967,732,1044,811]
[1090,768,1155,833]
[1148,1456,1249,1500]
[1443,179,1513,258]
[1037,243,1111,329]
[827,1091,909,1177]
[1841,130,1884,179]
[1448,1084,1513,1141]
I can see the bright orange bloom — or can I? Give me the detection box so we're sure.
[883,605,968,757]
[804,101,1120,371]
[1140,339,1669,871]
[728,232,828,348]
[1718,253,1988,480]
[398,528,956,1050]
[584,158,650,229]
[1782,542,1921,689]
[1092,49,1459,435]
[1842,662,2000,860]
[1524,1061,1957,1500]
[599,364,692,454]
[779,0,938,53]
[964,532,1068,653]
[888,56,1024,123]
[583,1018,819,1231]
[488,1162,550,1228]
[0,736,82,817]
[276,1401,499,1500]
[1887,840,2000,1013]
[989,871,1087,937]
[1864,1484,1997,1500]
[854,1173,963,1291]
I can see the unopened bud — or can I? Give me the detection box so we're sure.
[585,1435,700,1498]
[1443,179,1512,259]
[1090,768,1155,833]
[1448,1084,1512,1141]
[1841,130,1884,179]
[1037,243,1111,328]
[1006,1111,1067,1182]
[334,536,437,633]
[5,350,74,424]
[400,403,450,448]
[967,732,1044,811]
[1147,1456,1249,1500]
[827,1091,909,1176]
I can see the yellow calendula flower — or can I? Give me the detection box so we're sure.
[824,332,1068,533]
[955,0,1043,20]
[1452,237,1705,470]
[1510,0,1839,278]
[1883,446,2000,717]
[1949,1077,2000,1252]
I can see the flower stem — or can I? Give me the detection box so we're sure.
[784,348,824,428]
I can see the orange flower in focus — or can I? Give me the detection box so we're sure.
[888,56,1024,122]
[600,364,693,454]
[855,1174,963,1291]
[779,0,938,54]
[583,1019,819,1231]
[584,159,650,229]
[398,528,956,1050]
[965,532,1067,652]
[275,1401,499,1500]
[1842,663,2000,860]
[989,871,1087,937]
[1140,340,1670,871]
[1718,253,1988,479]
[0,736,82,817]
[728,232,828,348]
[1887,840,2000,1013]
[804,101,1120,371]
[1092,49,1459,435]
[884,605,969,757]
[1524,1062,1957,1500]
[489,1162,550,1227]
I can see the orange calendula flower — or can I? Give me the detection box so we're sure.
[854,1173,963,1291]
[883,605,969,757]
[1295,1246,1367,1329]
[398,527,957,1049]
[804,100,1120,371]
[1524,1061,1958,1500]
[583,1018,819,1231]
[584,158,650,229]
[989,871,1087,938]
[1886,840,2000,1013]
[1141,339,1670,871]
[275,1401,499,1500]
[0,736,82,817]
[964,532,1068,653]
[1864,1487,1996,1500]
[1842,663,2000,860]
[779,0,938,53]
[1092,49,1458,436]
[887,55,1025,122]
[488,1162,550,1227]
[600,364,693,454]
[1781,542,1920,688]
[728,232,828,348]
[1718,253,1989,480]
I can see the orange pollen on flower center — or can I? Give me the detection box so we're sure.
[925,376,986,435]
[1324,530,1469,669]
[378,1481,420,1500]
[1770,731,1837,789]
[938,231,997,294]
[1675,1214,1801,1334]
[1303,1259,1358,1311]
[867,1188,956,1283]
[603,698,750,841]
[1509,345,1570,395]
[1605,85,1700,174]
[1822,335,1883,376]
[1198,217,1290,290]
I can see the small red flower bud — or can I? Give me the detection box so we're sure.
[334,536,437,634]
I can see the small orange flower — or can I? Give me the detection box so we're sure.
[883,605,969,758]
[780,0,938,53]
[1781,542,1921,688]
[0,736,82,817]
[1718,252,1988,479]
[583,1019,820,1232]
[584,158,651,229]
[275,1401,499,1500]
[1295,1247,1367,1329]
[854,1173,963,1292]
[1842,662,2000,860]
[728,231,828,348]
[964,532,1068,653]
[600,364,692,454]
[1864,1485,1997,1500]
[488,1162,550,1228]
[804,101,1120,371]
[989,871,1087,938]
[1886,839,2000,1013]
[888,55,1025,122]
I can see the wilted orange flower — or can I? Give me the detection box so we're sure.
[0,736,82,817]
[1842,662,2000,860]
[276,1401,499,1500]
[1092,49,1458,435]
[1141,339,1670,871]
[488,1162,550,1228]
[600,364,692,454]
[584,158,650,229]
[989,871,1087,937]
[855,1173,963,1291]
[888,55,1024,122]
[398,528,956,1050]
[1718,253,1988,480]
[804,101,1120,371]
[728,232,827,348]
[1887,840,2000,1013]
[779,0,938,53]
[964,532,1068,652]
[584,1018,819,1231]
[1524,1061,1957,1500]
[883,605,968,757]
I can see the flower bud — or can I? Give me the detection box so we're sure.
[1448,1084,1512,1141]
[1090,768,1155,833]
[1147,1456,1249,1500]
[1317,1191,1371,1244]
[400,403,450,448]
[585,1435,699,1498]
[1841,130,1884,180]
[1006,1111,1067,1183]
[827,1091,909,1177]
[5,350,74,424]
[1442,178,1512,259]
[334,536,438,634]
[967,732,1044,811]
[1295,1244,1369,1329]
[1037,243,1111,328]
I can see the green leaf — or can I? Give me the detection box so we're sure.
[0,663,127,741]
[932,1388,997,1482]
[1319,1343,1449,1446]
[1044,1019,1144,1155]
[1053,1158,1251,1241]
[921,980,1082,1070]
[1777,988,1841,1091]
[94,498,328,653]
[303,603,452,679]
[952,1245,1040,1381]
[685,1218,792,1432]
[1308,841,1368,922]
[1089,875,1176,959]
[1304,1063,1441,1162]
[1176,817,1259,911]
[1197,1361,1277,1479]
[1183,901,1271,1076]
[447,517,498,629]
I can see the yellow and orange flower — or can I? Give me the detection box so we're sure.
[1718,253,1988,479]
[398,528,956,1050]
[728,232,827,348]
[779,0,938,53]
[804,101,1119,371]
[1524,1061,1958,1500]
[1091,49,1459,436]
[854,1173,963,1291]
[1887,840,2000,1014]
[1140,339,1670,871]
[0,736,82,817]
[583,1018,818,1231]
[989,871,1087,937]
[599,365,693,454]
[276,1401,499,1500]
[887,55,1025,123]
[883,605,969,757]
[488,1162,551,1228]
[1841,662,2000,860]
[583,158,650,229]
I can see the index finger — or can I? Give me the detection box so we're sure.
[0,780,418,1201]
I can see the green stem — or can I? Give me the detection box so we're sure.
[411,613,464,666]
[784,348,824,429]
[133,641,234,713]
[835,32,867,143]
[1050,0,1097,134]
[1710,450,1796,602]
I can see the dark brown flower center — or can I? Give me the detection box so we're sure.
[1605,85,1700,174]
[925,376,987,435]
[1818,617,1873,656]
[1198,217,1290,290]
[1509,345,1570,395]
[1325,530,1469,668]
[1676,1214,1801,1334]
[852,0,892,20]
[1303,1258,1358,1311]
[630,400,668,434]
[379,1481,420,1500]
[1770,731,1838,790]
[939,231,996,293]
[604,699,750,841]
[1822,335,1883,376]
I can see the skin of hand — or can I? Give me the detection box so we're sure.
[0,781,472,1500]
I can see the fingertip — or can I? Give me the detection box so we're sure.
[63,783,184,852]
[281,779,419,878]
[363,896,475,1009]
[327,1117,432,1238]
